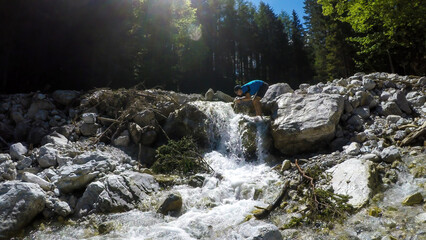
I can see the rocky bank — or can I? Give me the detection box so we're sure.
[0,72,425,239]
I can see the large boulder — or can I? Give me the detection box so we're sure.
[271,93,344,155]
[0,181,46,239]
[164,104,210,146]
[261,83,294,113]
[75,171,159,216]
[9,142,27,160]
[326,158,378,208]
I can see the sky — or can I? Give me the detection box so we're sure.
[247,0,306,19]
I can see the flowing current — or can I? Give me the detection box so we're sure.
[29,101,282,239]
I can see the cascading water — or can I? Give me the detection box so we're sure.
[28,101,283,240]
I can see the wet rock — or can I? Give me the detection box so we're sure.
[380,146,401,163]
[205,88,214,101]
[327,158,378,208]
[214,90,234,102]
[9,142,28,160]
[157,193,182,216]
[345,142,361,155]
[22,172,54,191]
[188,175,205,188]
[234,101,256,115]
[82,113,97,124]
[402,192,423,206]
[239,119,257,160]
[0,181,46,239]
[52,90,79,105]
[236,220,282,240]
[271,93,344,155]
[0,160,17,181]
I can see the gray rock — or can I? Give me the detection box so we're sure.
[281,160,291,171]
[0,160,17,181]
[141,128,157,146]
[27,99,55,119]
[0,181,46,239]
[344,100,354,114]
[261,83,294,110]
[416,76,426,87]
[394,130,406,140]
[41,132,69,146]
[380,146,401,163]
[16,157,33,170]
[307,85,322,94]
[53,200,72,217]
[75,171,158,216]
[299,83,310,90]
[14,122,30,142]
[353,107,370,119]
[52,90,79,105]
[80,123,100,137]
[205,88,214,101]
[53,162,102,193]
[10,142,27,160]
[379,102,403,116]
[271,93,344,155]
[129,122,143,144]
[345,142,361,155]
[27,126,48,145]
[386,115,402,124]
[214,90,234,102]
[113,130,130,147]
[360,153,380,162]
[37,144,58,168]
[138,145,156,167]
[391,91,412,114]
[133,110,157,127]
[406,91,425,107]
[56,124,75,138]
[234,100,256,115]
[22,172,53,191]
[327,158,378,208]
[347,114,364,131]
[236,220,282,240]
[380,92,392,101]
[157,193,183,215]
[362,78,376,90]
[82,113,97,124]
[0,154,11,164]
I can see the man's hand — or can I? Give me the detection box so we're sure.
[234,98,241,104]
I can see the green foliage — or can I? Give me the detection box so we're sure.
[152,136,212,175]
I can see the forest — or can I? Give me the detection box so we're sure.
[0,0,425,94]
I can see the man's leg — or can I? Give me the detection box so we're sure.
[253,96,262,116]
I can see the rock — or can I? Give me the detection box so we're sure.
[34,110,48,121]
[344,100,354,114]
[10,111,25,123]
[16,157,33,170]
[52,90,79,105]
[82,113,97,124]
[0,160,17,181]
[391,91,412,114]
[233,100,256,115]
[353,107,370,119]
[415,213,426,224]
[281,160,291,171]
[27,126,48,145]
[157,193,183,215]
[345,142,361,155]
[141,127,157,146]
[356,91,373,106]
[129,122,143,144]
[164,104,210,146]
[214,90,234,102]
[417,76,426,87]
[261,83,294,112]
[360,153,380,162]
[205,88,214,101]
[386,115,402,124]
[0,181,46,239]
[138,145,156,167]
[27,99,55,119]
[299,83,310,90]
[271,93,344,155]
[380,146,401,163]
[331,137,349,151]
[37,144,58,168]
[0,154,11,164]
[14,122,30,142]
[236,220,282,240]
[346,114,364,131]
[133,110,157,127]
[53,200,72,217]
[380,92,392,101]
[239,119,258,160]
[80,123,100,137]
[326,158,378,208]
[307,85,322,94]
[188,175,205,188]
[113,130,130,147]
[75,171,158,216]
[406,91,425,107]
[379,102,403,116]
[9,142,28,160]
[402,192,423,206]
[56,124,75,138]
[22,172,54,191]
[362,78,376,90]
[53,162,102,193]
[41,132,69,146]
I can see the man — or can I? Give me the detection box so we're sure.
[234,80,269,116]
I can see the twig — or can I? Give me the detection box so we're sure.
[254,180,290,219]
[295,160,319,210]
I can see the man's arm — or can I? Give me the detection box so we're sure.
[235,93,252,103]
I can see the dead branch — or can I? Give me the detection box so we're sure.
[254,180,290,219]
[295,160,319,210]
[399,121,426,146]
[97,116,120,123]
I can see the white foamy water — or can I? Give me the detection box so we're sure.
[28,101,282,240]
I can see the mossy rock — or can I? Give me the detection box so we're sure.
[402,192,424,206]
[239,119,257,160]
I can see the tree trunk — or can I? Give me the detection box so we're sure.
[387,50,395,73]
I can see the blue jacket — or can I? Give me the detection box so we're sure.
[241,80,264,95]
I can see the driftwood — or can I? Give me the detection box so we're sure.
[254,180,290,219]
[399,122,426,146]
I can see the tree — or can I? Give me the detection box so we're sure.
[318,0,426,75]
